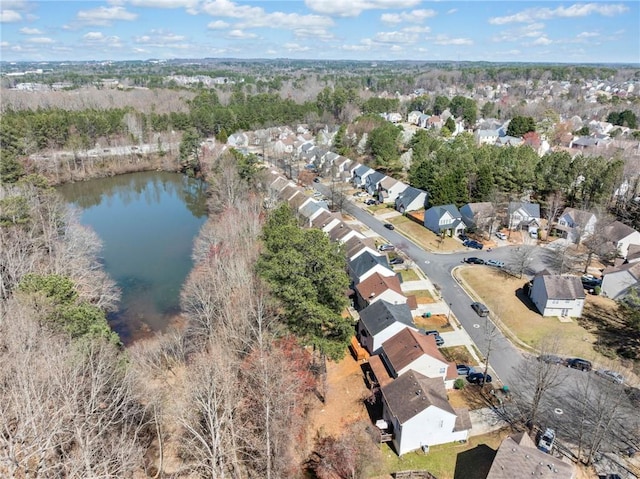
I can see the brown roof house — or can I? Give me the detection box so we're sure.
[529,274,585,318]
[355,272,406,309]
[381,328,457,388]
[486,432,575,479]
[379,370,471,456]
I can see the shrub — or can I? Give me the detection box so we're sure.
[454,378,465,390]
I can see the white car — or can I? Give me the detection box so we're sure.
[485,259,505,268]
[495,232,507,240]
[538,428,555,453]
[530,229,539,239]
[595,369,625,384]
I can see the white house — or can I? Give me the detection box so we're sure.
[508,202,541,231]
[395,187,428,213]
[352,164,374,188]
[348,251,395,284]
[606,221,640,259]
[381,328,457,387]
[424,204,466,237]
[475,129,499,145]
[379,370,471,455]
[601,262,640,299]
[356,300,415,354]
[344,236,380,261]
[355,272,407,309]
[555,208,597,243]
[529,274,585,317]
[407,111,422,124]
[377,177,408,204]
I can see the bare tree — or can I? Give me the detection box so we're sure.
[544,191,565,234]
[508,245,536,278]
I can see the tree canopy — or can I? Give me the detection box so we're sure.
[507,116,536,137]
[257,204,351,360]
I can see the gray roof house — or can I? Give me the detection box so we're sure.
[377,177,408,204]
[555,208,597,243]
[460,202,496,232]
[529,274,585,317]
[365,171,386,196]
[601,262,640,299]
[348,251,395,284]
[379,370,471,456]
[605,221,640,259]
[395,187,428,213]
[508,202,541,230]
[356,300,415,354]
[352,164,374,188]
[298,200,329,225]
[424,204,466,236]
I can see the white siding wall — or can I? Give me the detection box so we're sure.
[541,298,584,317]
[397,357,448,380]
[393,407,467,455]
[369,290,408,307]
[369,323,417,354]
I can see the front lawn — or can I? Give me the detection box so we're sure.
[398,269,421,282]
[391,216,463,252]
[440,346,479,366]
[414,314,454,332]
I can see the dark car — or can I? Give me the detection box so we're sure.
[313,177,320,183]
[537,354,565,365]
[383,223,395,230]
[464,257,484,265]
[467,372,492,384]
[471,302,490,317]
[422,329,444,346]
[567,358,592,372]
[389,257,405,265]
[365,199,377,205]
[464,239,484,250]
[458,233,469,242]
[456,364,474,376]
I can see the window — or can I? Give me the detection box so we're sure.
[439,368,446,374]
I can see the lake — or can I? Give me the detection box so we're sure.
[57,171,208,343]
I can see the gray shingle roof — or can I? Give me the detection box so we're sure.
[349,251,391,280]
[508,201,540,218]
[359,300,413,336]
[538,275,585,300]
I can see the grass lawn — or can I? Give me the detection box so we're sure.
[406,289,435,303]
[391,216,463,253]
[440,346,480,366]
[414,314,454,332]
[398,269,421,282]
[457,266,610,362]
[379,428,510,479]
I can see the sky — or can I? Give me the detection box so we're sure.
[1,0,639,64]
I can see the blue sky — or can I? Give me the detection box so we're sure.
[1,1,638,63]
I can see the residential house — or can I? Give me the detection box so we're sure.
[529,274,585,317]
[601,262,640,299]
[381,328,457,387]
[407,111,422,125]
[475,129,499,145]
[348,251,395,284]
[344,236,379,261]
[352,164,375,188]
[355,272,406,309]
[328,222,364,244]
[508,202,541,231]
[496,135,523,147]
[379,370,471,455]
[424,204,466,237]
[357,300,415,354]
[426,115,443,130]
[298,200,329,226]
[227,132,249,148]
[365,171,386,196]
[395,187,428,213]
[377,177,408,204]
[605,221,640,259]
[332,156,352,179]
[460,202,496,234]
[486,433,576,479]
[417,113,430,128]
[278,184,302,203]
[310,210,340,231]
[555,208,597,243]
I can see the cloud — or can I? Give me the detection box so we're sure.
[199,0,333,31]
[305,0,420,17]
[20,27,43,34]
[207,20,229,29]
[532,35,553,45]
[402,25,430,34]
[373,31,419,44]
[1,10,22,22]
[0,41,9,48]
[83,31,106,41]
[433,34,472,46]
[492,23,545,42]
[127,0,199,8]
[134,30,188,46]
[283,42,310,52]
[577,31,599,38]
[447,8,458,15]
[27,37,55,44]
[83,31,123,47]
[76,6,137,26]
[380,8,437,24]
[227,29,257,39]
[294,28,335,41]
[489,3,628,24]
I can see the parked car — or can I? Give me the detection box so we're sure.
[567,358,592,372]
[537,428,555,453]
[456,364,475,376]
[313,177,320,183]
[464,257,484,265]
[378,244,395,252]
[458,233,469,242]
[383,223,395,230]
[467,372,492,384]
[537,354,565,365]
[422,329,444,346]
[595,369,625,384]
[463,239,484,250]
[471,302,490,317]
[389,257,405,265]
[365,199,377,205]
[485,259,505,268]
[495,231,507,240]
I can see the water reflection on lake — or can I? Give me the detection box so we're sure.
[57,171,207,343]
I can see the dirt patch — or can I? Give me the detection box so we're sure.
[307,354,371,439]
[440,346,479,366]
[414,314,454,332]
